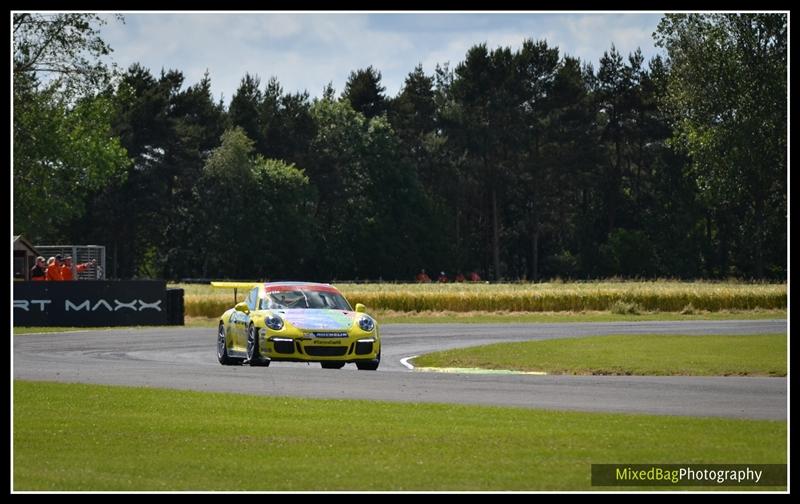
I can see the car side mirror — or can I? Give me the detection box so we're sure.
[235,302,250,314]
[355,303,366,313]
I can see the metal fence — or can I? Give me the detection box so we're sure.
[34,245,106,280]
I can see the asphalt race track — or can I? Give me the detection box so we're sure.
[14,320,787,420]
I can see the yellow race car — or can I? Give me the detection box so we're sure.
[215,282,380,370]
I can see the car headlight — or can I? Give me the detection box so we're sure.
[265,314,284,331]
[358,316,375,332]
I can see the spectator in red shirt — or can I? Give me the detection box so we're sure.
[468,271,481,282]
[45,256,63,281]
[415,269,431,283]
[61,256,97,280]
[437,271,448,283]
[454,272,465,283]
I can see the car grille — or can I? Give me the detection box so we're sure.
[304,346,348,357]
[272,340,294,354]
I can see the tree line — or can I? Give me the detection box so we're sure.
[13,13,787,281]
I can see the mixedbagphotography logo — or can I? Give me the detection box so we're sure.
[591,464,787,487]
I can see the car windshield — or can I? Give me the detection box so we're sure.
[263,289,351,310]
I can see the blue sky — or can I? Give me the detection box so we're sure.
[99,12,666,105]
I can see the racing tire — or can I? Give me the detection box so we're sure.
[246,324,270,367]
[217,323,244,365]
[320,361,346,369]
[356,351,380,371]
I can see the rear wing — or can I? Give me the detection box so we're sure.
[211,281,261,304]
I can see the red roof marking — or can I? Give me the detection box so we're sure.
[263,283,340,294]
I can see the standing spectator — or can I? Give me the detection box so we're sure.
[454,272,465,283]
[45,255,63,281]
[415,269,432,283]
[469,271,481,282]
[437,271,448,283]
[61,256,97,281]
[30,256,46,281]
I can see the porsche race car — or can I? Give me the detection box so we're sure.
[215,281,380,370]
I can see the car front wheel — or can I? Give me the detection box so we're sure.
[356,351,380,371]
[246,324,270,367]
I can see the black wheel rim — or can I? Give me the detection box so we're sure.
[247,326,255,360]
[217,325,226,358]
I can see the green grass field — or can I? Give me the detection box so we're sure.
[413,334,787,376]
[371,309,786,324]
[13,326,114,334]
[176,281,787,316]
[13,381,787,491]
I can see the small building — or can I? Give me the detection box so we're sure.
[13,235,40,281]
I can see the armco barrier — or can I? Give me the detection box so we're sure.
[13,281,183,327]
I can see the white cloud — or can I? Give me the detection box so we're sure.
[556,14,662,62]
[99,13,664,104]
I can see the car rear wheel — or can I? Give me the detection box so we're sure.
[320,361,346,369]
[356,351,380,371]
[247,324,270,367]
[217,323,243,365]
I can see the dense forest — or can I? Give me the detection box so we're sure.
[13,13,787,281]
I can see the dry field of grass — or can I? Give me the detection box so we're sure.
[176,281,786,317]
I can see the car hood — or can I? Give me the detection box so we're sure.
[275,309,357,331]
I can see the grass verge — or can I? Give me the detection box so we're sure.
[13,380,786,491]
[15,309,786,334]
[412,334,787,376]
[181,309,786,329]
[373,309,787,324]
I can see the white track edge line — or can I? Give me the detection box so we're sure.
[400,355,417,370]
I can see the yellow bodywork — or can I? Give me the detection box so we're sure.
[215,282,381,369]
[210,281,261,289]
